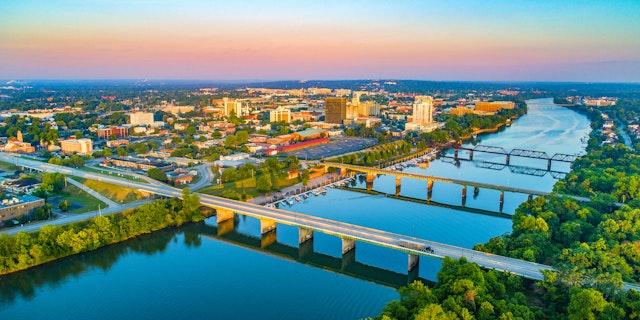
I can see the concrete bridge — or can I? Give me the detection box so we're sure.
[321,162,549,210]
[453,145,580,170]
[2,154,638,292]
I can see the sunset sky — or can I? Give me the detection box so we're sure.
[1,0,639,82]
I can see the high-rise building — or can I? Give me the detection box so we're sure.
[223,97,245,117]
[412,95,434,124]
[325,98,347,124]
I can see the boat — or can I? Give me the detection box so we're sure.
[295,195,302,201]
[302,193,309,199]
[286,198,294,205]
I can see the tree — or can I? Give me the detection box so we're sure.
[224,135,237,148]
[567,288,610,320]
[301,169,310,186]
[58,200,71,212]
[256,174,272,192]
[236,130,249,145]
[147,168,168,182]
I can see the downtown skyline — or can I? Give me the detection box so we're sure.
[1,0,639,82]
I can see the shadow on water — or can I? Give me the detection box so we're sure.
[0,227,181,305]
[196,222,432,289]
[0,221,431,305]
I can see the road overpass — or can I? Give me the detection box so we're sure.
[2,153,638,291]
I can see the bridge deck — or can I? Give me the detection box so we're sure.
[324,163,550,196]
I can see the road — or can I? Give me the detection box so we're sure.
[2,153,638,291]
[190,162,216,190]
[2,198,154,235]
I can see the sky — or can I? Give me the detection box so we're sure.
[1,0,639,82]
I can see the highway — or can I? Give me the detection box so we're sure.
[2,153,638,291]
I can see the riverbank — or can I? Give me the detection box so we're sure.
[0,195,206,276]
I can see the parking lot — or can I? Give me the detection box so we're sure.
[284,137,377,160]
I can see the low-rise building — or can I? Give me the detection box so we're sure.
[173,174,194,186]
[60,138,93,155]
[2,178,41,194]
[0,195,45,225]
[106,139,129,148]
[103,157,173,171]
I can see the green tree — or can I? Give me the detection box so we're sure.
[147,168,168,182]
[58,200,71,212]
[256,174,272,192]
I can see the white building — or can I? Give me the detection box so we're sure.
[129,112,154,126]
[412,95,434,124]
[60,138,93,155]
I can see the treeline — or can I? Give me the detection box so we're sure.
[335,141,412,165]
[375,257,640,320]
[0,189,203,275]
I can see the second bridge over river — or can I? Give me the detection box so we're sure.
[321,162,551,210]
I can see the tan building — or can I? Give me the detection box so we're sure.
[60,138,93,155]
[270,106,291,123]
[325,97,347,124]
[449,106,475,116]
[475,101,515,112]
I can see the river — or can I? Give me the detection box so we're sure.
[0,98,591,319]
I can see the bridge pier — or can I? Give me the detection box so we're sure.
[395,177,402,196]
[469,150,473,160]
[473,186,480,197]
[505,154,510,165]
[454,149,459,159]
[499,191,505,213]
[299,227,314,244]
[261,229,277,248]
[260,218,277,234]
[547,159,552,171]
[216,208,235,224]
[408,254,419,272]
[341,238,356,255]
[528,194,533,201]
[427,180,433,201]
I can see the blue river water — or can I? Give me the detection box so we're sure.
[0,98,591,319]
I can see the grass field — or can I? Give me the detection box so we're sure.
[71,176,150,203]
[0,161,18,172]
[59,184,109,214]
